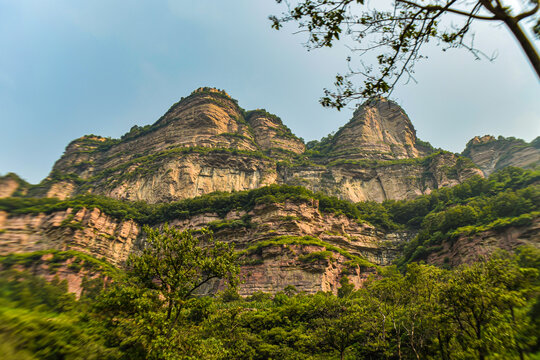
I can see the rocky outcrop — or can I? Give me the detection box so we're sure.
[10,89,480,204]
[327,98,428,160]
[281,152,482,202]
[0,198,410,295]
[153,200,410,295]
[0,177,19,198]
[246,110,305,155]
[51,89,260,181]
[1,88,537,297]
[85,152,277,203]
[462,135,540,176]
[0,173,30,198]
[427,218,540,267]
[0,208,140,265]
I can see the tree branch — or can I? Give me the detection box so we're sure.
[397,0,498,20]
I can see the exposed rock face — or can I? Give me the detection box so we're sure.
[51,89,259,181]
[246,110,305,155]
[237,245,376,295]
[46,181,76,200]
[328,98,427,160]
[0,253,111,299]
[281,152,482,202]
[170,201,408,265]
[88,153,277,203]
[1,88,538,296]
[1,89,482,204]
[427,218,540,267]
[165,200,411,295]
[0,199,409,295]
[0,208,140,266]
[462,135,540,176]
[0,176,19,198]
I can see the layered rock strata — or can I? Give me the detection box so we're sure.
[0,89,483,203]
[462,135,540,176]
[0,199,408,295]
[326,98,428,160]
[0,208,140,266]
[427,218,540,267]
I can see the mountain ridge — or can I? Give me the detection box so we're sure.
[0,87,482,204]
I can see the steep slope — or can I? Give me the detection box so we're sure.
[0,88,482,204]
[1,167,538,295]
[0,189,408,295]
[324,97,429,160]
[462,135,540,176]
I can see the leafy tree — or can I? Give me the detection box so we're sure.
[94,225,240,359]
[308,294,366,360]
[439,254,539,360]
[271,0,539,108]
[129,225,239,323]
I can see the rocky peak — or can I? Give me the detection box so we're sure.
[327,98,425,160]
[0,173,26,198]
[466,135,496,147]
[5,89,483,204]
[246,110,305,154]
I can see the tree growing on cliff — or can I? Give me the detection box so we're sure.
[270,0,540,109]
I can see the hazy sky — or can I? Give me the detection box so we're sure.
[1,1,539,183]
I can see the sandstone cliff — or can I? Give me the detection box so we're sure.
[462,135,540,176]
[0,208,140,266]
[427,217,540,267]
[1,88,538,298]
[0,88,481,204]
[324,98,428,160]
[0,197,408,295]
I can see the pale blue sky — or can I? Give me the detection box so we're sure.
[1,1,539,183]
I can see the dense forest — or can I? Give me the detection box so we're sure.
[0,167,539,359]
[0,245,539,359]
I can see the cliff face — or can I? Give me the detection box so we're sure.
[1,88,482,204]
[281,152,482,202]
[0,88,538,296]
[246,110,305,155]
[328,98,426,160]
[462,135,540,176]
[427,218,540,267]
[0,199,408,295]
[0,208,140,266]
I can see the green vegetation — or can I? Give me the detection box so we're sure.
[59,215,85,231]
[0,250,119,277]
[242,235,374,269]
[1,167,538,274]
[2,167,537,241]
[390,167,540,266]
[1,244,539,359]
[325,151,477,174]
[67,134,120,153]
[298,250,334,263]
[414,138,437,152]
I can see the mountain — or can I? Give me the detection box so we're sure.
[1,88,481,203]
[462,135,540,176]
[0,87,538,296]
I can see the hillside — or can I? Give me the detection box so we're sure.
[0,88,538,297]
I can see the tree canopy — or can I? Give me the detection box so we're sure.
[271,0,540,108]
